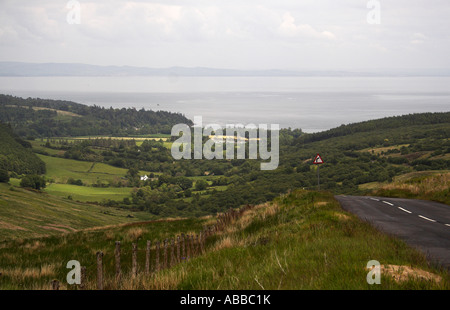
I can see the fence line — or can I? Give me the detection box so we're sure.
[52,204,254,290]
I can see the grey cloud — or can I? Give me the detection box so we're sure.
[0,0,449,70]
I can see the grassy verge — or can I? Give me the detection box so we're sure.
[167,190,448,290]
[0,189,447,290]
[371,172,449,205]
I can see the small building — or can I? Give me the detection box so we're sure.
[140,175,149,181]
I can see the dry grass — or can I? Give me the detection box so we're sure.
[39,226,70,233]
[0,221,29,231]
[104,230,115,241]
[314,201,328,207]
[23,240,45,251]
[381,265,442,284]
[379,172,449,195]
[98,265,188,290]
[261,202,280,218]
[333,212,351,221]
[0,264,56,281]
[213,235,247,251]
[222,202,279,234]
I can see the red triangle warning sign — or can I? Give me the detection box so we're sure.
[313,154,324,164]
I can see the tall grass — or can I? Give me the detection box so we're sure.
[372,172,450,205]
[0,190,448,290]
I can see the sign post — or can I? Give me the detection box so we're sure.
[312,154,324,190]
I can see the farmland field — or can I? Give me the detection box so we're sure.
[44,183,133,202]
[37,154,130,185]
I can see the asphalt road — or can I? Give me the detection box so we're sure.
[335,195,450,269]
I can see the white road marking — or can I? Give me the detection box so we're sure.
[418,215,436,223]
[382,201,394,206]
[370,198,379,201]
[398,207,412,214]
[445,224,450,227]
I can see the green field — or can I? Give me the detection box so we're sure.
[9,178,133,202]
[50,135,171,147]
[44,183,133,202]
[30,154,158,202]
[37,154,131,185]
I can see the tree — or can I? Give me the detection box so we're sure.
[20,175,46,190]
[175,177,193,190]
[0,168,9,183]
[195,179,208,191]
[127,167,140,178]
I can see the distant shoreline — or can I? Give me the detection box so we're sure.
[1,62,450,77]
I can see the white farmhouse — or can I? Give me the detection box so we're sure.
[140,175,149,181]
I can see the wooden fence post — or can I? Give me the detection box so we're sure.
[176,235,181,263]
[115,241,121,282]
[51,279,60,290]
[163,239,168,269]
[181,233,186,261]
[96,251,104,290]
[155,241,160,272]
[191,234,197,257]
[132,243,138,278]
[200,231,205,253]
[195,234,199,255]
[186,234,191,260]
[145,240,151,275]
[80,266,86,290]
[170,238,175,267]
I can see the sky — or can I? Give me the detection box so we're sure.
[0,0,449,71]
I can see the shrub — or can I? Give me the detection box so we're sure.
[67,178,83,186]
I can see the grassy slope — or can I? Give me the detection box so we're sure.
[0,183,154,241]
[371,171,450,205]
[171,190,449,290]
[0,190,447,290]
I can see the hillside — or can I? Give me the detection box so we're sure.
[0,190,447,290]
[0,122,46,175]
[0,182,154,240]
[295,112,450,144]
[0,106,449,291]
[0,94,193,137]
[0,107,447,219]
[1,61,435,77]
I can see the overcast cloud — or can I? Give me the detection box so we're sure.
[0,0,449,71]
